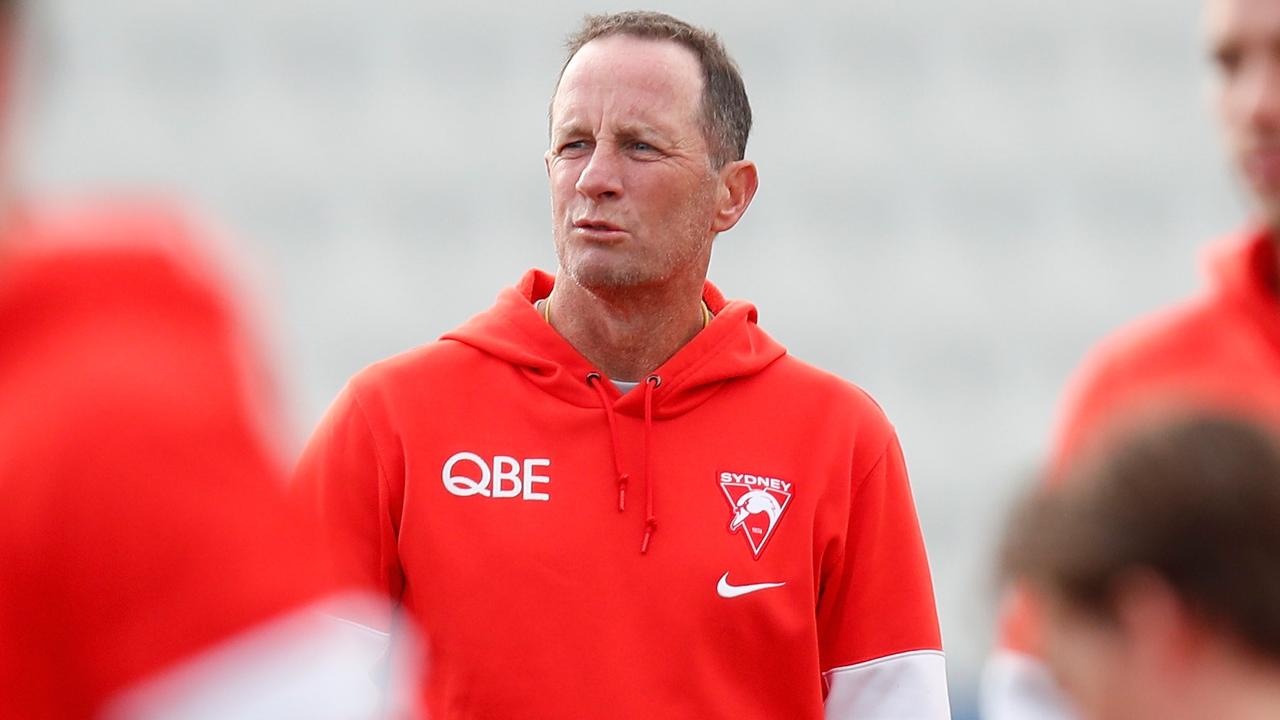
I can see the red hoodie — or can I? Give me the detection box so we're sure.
[0,202,399,719]
[986,228,1280,718]
[295,269,950,719]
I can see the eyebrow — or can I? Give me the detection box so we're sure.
[613,121,667,140]
[551,121,591,140]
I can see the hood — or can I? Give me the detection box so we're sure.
[442,269,788,553]
[1206,225,1278,302]
[1204,225,1280,353]
[441,269,787,419]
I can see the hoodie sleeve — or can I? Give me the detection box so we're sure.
[817,433,951,719]
[293,381,404,634]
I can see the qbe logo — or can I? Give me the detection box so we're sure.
[442,452,552,502]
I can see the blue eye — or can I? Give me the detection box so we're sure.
[632,142,654,151]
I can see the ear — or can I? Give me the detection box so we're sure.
[710,160,759,234]
[1115,572,1204,680]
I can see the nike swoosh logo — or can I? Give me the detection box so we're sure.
[716,572,786,598]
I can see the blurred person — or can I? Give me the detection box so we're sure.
[999,414,1280,720]
[984,1,1280,717]
[0,3,410,718]
[295,10,949,720]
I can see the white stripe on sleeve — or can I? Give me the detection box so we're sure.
[102,593,420,720]
[823,649,951,720]
[981,649,1079,720]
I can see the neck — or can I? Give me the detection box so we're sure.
[547,271,708,382]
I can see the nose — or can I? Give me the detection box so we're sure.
[1243,58,1280,133]
[575,144,623,199]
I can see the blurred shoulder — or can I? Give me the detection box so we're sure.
[1053,293,1244,466]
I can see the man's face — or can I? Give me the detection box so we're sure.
[1209,0,1280,224]
[1039,586,1190,720]
[546,35,720,292]
[1041,600,1144,720]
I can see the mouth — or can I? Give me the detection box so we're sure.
[573,219,626,233]
[1242,150,1280,201]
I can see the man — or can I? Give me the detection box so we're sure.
[0,3,404,717]
[295,10,950,719]
[985,1,1280,717]
[1000,414,1280,720]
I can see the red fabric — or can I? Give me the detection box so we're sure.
[294,268,945,719]
[585,373,629,511]
[0,203,327,718]
[999,227,1280,654]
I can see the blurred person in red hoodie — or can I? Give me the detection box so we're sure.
[295,10,949,720]
[1000,415,1280,720]
[985,1,1280,717]
[0,3,412,717]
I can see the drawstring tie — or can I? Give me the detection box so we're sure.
[640,375,659,554]
[586,373,629,512]
[585,372,661,554]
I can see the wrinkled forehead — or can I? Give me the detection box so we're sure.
[1206,0,1280,48]
[551,35,705,128]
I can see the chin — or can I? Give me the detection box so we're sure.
[564,261,655,291]
[1262,201,1280,233]
[557,245,657,291]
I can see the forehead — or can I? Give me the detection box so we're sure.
[1207,0,1280,45]
[552,35,704,129]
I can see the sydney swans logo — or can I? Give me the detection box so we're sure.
[719,472,793,558]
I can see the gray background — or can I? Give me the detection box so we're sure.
[17,1,1242,715]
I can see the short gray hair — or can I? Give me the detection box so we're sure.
[552,11,752,168]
